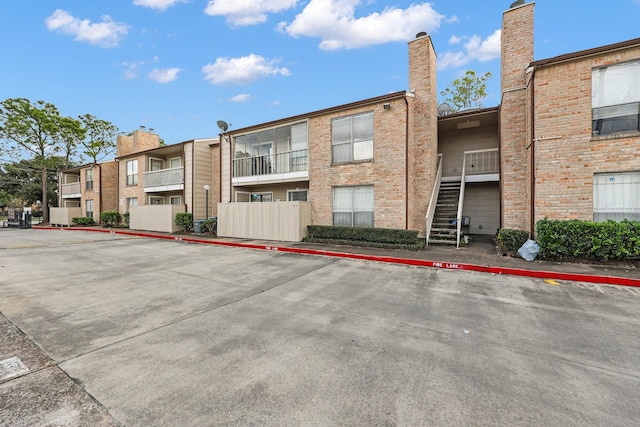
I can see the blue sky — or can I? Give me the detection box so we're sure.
[2,0,639,150]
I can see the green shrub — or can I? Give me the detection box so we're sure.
[306,225,424,250]
[201,217,217,234]
[537,218,640,261]
[100,210,121,227]
[122,212,130,227]
[72,217,95,226]
[496,229,529,253]
[175,212,193,232]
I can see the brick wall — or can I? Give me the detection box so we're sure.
[309,99,409,229]
[500,2,534,232]
[117,154,147,213]
[533,46,640,224]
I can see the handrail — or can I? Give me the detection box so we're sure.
[456,154,467,248]
[425,154,443,246]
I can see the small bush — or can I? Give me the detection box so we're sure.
[100,210,121,227]
[201,217,217,234]
[306,225,424,250]
[496,229,530,254]
[175,212,193,232]
[122,212,130,227]
[72,217,95,226]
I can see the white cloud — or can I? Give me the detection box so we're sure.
[202,54,291,85]
[121,61,144,79]
[204,0,298,27]
[230,93,251,102]
[278,0,445,50]
[437,29,501,70]
[449,35,462,45]
[133,0,188,11]
[45,9,128,48]
[148,68,181,83]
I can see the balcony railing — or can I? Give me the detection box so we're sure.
[233,149,308,178]
[60,182,81,196]
[144,167,184,188]
[464,148,499,175]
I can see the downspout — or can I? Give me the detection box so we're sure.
[97,164,102,221]
[528,66,536,237]
[404,96,410,230]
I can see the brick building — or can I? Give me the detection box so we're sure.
[216,0,640,243]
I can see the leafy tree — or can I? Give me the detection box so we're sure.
[0,98,81,222]
[78,114,119,164]
[440,70,492,112]
[0,157,66,208]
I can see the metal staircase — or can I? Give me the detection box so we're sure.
[428,180,461,245]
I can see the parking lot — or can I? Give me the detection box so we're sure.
[1,229,640,426]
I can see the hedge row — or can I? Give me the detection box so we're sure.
[306,225,424,250]
[536,218,640,261]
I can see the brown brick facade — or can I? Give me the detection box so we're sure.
[532,46,640,224]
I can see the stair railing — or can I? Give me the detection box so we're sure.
[425,154,443,246]
[456,153,468,248]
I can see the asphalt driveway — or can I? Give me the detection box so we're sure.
[1,229,640,426]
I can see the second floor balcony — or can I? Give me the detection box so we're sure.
[60,181,81,198]
[144,167,184,192]
[233,149,308,184]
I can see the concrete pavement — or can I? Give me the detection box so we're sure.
[1,229,640,426]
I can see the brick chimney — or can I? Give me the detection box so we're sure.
[499,1,534,232]
[407,32,438,233]
[116,129,162,157]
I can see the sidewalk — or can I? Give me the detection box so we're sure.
[32,225,640,286]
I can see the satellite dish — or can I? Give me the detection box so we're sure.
[216,120,229,132]
[437,103,452,117]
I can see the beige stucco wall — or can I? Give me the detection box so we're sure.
[217,201,311,242]
[129,204,185,233]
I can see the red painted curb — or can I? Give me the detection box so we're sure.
[33,226,640,287]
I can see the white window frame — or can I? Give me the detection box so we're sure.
[593,171,640,221]
[169,157,181,169]
[287,189,309,202]
[149,196,164,205]
[85,199,94,218]
[126,197,138,212]
[251,192,273,202]
[149,157,164,171]
[332,112,374,164]
[332,185,374,227]
[592,59,640,136]
[86,169,94,190]
[126,160,138,185]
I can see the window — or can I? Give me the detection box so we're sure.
[332,112,374,163]
[594,172,640,221]
[85,199,94,218]
[332,185,374,227]
[287,189,308,202]
[149,158,164,171]
[170,196,182,205]
[169,157,181,169]
[126,160,138,185]
[592,60,640,136]
[85,169,94,190]
[126,197,138,212]
[149,196,164,205]
[251,192,273,202]
[233,122,308,177]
